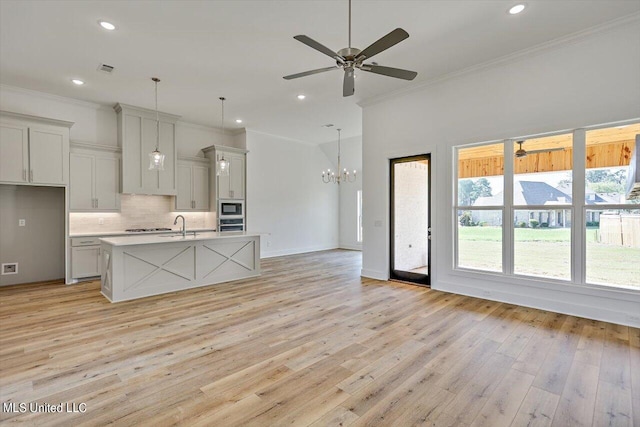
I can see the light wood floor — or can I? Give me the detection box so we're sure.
[1,250,638,426]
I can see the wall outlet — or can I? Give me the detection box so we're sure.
[18,219,25,226]
[2,263,18,275]
[98,218,105,225]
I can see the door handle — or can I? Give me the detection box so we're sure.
[428,227,432,240]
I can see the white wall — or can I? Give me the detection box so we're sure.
[361,20,640,326]
[320,135,363,250]
[246,130,339,257]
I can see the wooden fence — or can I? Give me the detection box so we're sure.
[598,214,640,248]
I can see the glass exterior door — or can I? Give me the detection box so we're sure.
[390,155,431,285]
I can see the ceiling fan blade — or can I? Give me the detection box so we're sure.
[283,66,338,80]
[526,147,565,155]
[356,28,409,61]
[343,67,355,97]
[293,35,344,62]
[361,64,417,80]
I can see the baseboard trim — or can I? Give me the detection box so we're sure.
[261,245,339,259]
[435,279,640,328]
[361,268,387,281]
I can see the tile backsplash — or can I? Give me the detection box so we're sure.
[69,194,216,234]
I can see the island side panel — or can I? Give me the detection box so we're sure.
[101,235,260,302]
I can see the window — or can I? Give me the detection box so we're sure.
[456,142,504,272]
[454,123,640,291]
[513,133,573,280]
[584,125,640,288]
[357,190,363,243]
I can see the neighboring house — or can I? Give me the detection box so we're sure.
[470,180,626,227]
[471,181,572,227]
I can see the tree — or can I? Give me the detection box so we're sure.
[586,168,626,193]
[458,178,493,206]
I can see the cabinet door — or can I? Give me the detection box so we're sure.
[175,164,193,210]
[71,246,101,278]
[217,152,231,199]
[192,165,209,210]
[95,157,120,210]
[229,154,245,199]
[29,127,67,185]
[70,153,95,210]
[0,123,29,183]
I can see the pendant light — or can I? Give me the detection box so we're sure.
[217,97,230,176]
[322,128,356,184]
[148,77,165,171]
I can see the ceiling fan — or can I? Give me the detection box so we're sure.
[515,140,565,158]
[283,0,417,97]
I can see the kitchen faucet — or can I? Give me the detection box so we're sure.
[174,215,186,237]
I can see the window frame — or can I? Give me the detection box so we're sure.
[453,120,640,292]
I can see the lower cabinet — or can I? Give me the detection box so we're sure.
[71,237,101,279]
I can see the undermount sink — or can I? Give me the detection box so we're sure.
[159,233,200,238]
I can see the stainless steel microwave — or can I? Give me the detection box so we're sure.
[219,200,244,217]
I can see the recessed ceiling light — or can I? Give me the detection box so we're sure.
[297,94,306,100]
[98,20,116,31]
[235,119,243,124]
[71,79,85,86]
[509,4,526,14]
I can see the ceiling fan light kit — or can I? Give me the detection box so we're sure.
[284,0,417,97]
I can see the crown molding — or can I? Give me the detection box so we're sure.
[70,140,121,153]
[0,109,74,128]
[359,12,640,108]
[178,120,245,136]
[0,84,102,110]
[178,155,210,164]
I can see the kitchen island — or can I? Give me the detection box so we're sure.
[100,231,260,302]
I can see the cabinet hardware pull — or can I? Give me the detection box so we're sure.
[95,198,98,208]
[23,169,26,181]
[80,241,93,244]
[30,170,33,181]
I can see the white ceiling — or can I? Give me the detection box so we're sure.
[1,1,639,144]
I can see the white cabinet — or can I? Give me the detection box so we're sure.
[218,152,245,200]
[175,158,209,211]
[203,146,247,201]
[71,237,101,279]
[0,113,72,186]
[114,103,180,196]
[69,143,120,211]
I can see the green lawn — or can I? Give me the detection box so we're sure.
[458,226,640,288]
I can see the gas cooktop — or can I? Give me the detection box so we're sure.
[125,228,173,233]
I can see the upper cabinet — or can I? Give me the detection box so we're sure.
[69,142,121,212]
[114,103,179,196]
[0,111,72,186]
[175,157,209,211]
[203,145,247,201]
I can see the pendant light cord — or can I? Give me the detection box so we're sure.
[153,77,160,151]
[220,97,226,135]
[337,128,342,174]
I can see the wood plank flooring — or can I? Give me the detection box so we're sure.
[0,250,638,426]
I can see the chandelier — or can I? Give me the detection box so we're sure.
[322,128,356,184]
[148,77,165,171]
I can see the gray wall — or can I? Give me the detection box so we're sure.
[0,185,65,286]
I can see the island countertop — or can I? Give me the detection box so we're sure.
[100,231,263,247]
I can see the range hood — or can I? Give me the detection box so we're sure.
[626,134,640,200]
